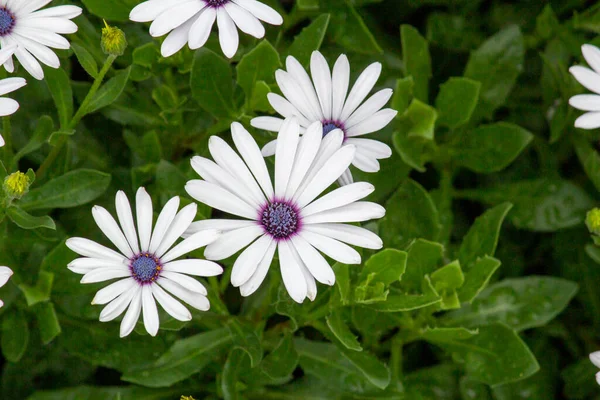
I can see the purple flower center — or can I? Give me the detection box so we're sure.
[130,253,162,284]
[261,201,299,240]
[204,0,229,8]
[0,8,15,36]
[322,120,345,137]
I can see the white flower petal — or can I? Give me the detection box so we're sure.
[352,151,381,173]
[240,239,276,297]
[184,219,256,237]
[225,2,264,38]
[163,259,223,277]
[119,288,143,337]
[92,206,134,258]
[186,180,257,220]
[570,66,600,95]
[149,196,180,254]
[231,234,272,287]
[204,225,264,260]
[569,94,600,111]
[331,54,350,120]
[100,286,138,323]
[346,109,397,137]
[276,70,320,122]
[155,203,198,257]
[115,191,140,254]
[217,8,239,58]
[0,266,13,287]
[340,62,382,122]
[275,117,300,198]
[152,283,191,322]
[14,45,43,80]
[285,121,323,199]
[149,0,203,37]
[304,223,383,249]
[301,182,374,217]
[300,230,361,264]
[136,188,153,252]
[311,51,333,120]
[285,55,324,121]
[0,45,16,68]
[30,5,81,19]
[345,89,394,128]
[250,116,284,133]
[266,93,312,126]
[582,44,600,75]
[575,112,600,129]
[142,285,160,336]
[0,76,24,97]
[232,0,283,25]
[278,240,307,303]
[0,98,19,116]
[161,229,221,263]
[80,268,130,284]
[130,0,186,22]
[66,237,126,262]
[590,351,600,368]
[161,15,195,57]
[92,278,136,305]
[260,138,278,156]
[157,277,210,311]
[291,235,335,285]
[346,138,392,159]
[303,201,385,224]
[188,7,217,50]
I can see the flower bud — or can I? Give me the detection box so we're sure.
[586,208,600,236]
[101,20,127,56]
[3,171,30,199]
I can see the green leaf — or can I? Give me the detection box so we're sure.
[20,169,111,211]
[332,262,351,305]
[19,271,53,307]
[401,25,432,102]
[391,76,414,115]
[133,43,159,68]
[191,48,236,118]
[458,202,513,270]
[48,129,76,147]
[380,179,441,250]
[392,99,438,171]
[367,291,441,312]
[72,43,98,79]
[80,0,138,21]
[573,4,600,33]
[573,134,600,193]
[561,358,599,399]
[236,40,281,105]
[420,327,478,342]
[405,364,460,400]
[45,67,73,129]
[86,67,132,115]
[426,323,539,386]
[258,334,299,381]
[1,308,29,362]
[464,25,524,121]
[431,260,464,310]
[435,77,481,129]
[443,276,578,331]
[326,310,362,351]
[222,349,246,400]
[536,5,560,39]
[34,302,61,344]
[458,256,502,303]
[6,206,55,230]
[450,122,533,173]
[460,377,493,400]
[359,249,407,286]
[401,239,444,292]
[287,14,330,67]
[13,115,54,163]
[332,4,382,55]
[458,179,594,232]
[26,385,181,400]
[227,320,262,367]
[122,328,233,387]
[339,346,391,390]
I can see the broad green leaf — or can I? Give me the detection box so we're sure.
[457,179,593,232]
[459,256,502,303]
[561,358,598,399]
[1,308,29,362]
[573,134,600,193]
[460,377,493,400]
[435,77,481,129]
[391,76,414,115]
[72,43,98,79]
[426,13,483,51]
[227,320,262,367]
[191,49,236,118]
[332,4,382,55]
[420,327,478,342]
[34,302,61,344]
[536,5,560,39]
[431,260,464,310]
[6,206,55,230]
[450,122,533,173]
[122,328,233,387]
[151,85,179,113]
[258,334,299,381]
[45,67,73,129]
[444,276,578,331]
[392,100,437,171]
[427,323,539,386]
[359,249,407,286]
[86,67,132,115]
[287,14,330,67]
[236,40,281,105]
[222,349,246,400]
[80,0,139,21]
[458,202,513,269]
[400,239,444,292]
[401,25,431,102]
[326,310,362,351]
[333,262,351,305]
[464,25,524,121]
[380,179,441,250]
[367,291,441,312]
[19,271,53,307]
[13,115,54,163]
[20,169,111,211]
[339,347,391,390]
[404,364,460,400]
[133,43,159,68]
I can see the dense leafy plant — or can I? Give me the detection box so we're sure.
[1,0,600,399]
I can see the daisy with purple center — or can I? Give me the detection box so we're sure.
[185,117,385,303]
[0,0,82,80]
[251,51,398,185]
[129,0,283,59]
[66,188,222,338]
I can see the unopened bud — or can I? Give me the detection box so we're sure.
[101,20,127,56]
[586,208,600,236]
[3,171,30,199]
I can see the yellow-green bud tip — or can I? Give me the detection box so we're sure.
[586,208,600,236]
[3,171,30,199]
[180,396,196,400]
[101,21,127,56]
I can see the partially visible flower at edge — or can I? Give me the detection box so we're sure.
[0,266,13,308]
[66,188,223,337]
[251,50,397,185]
[569,44,600,129]
[185,117,385,303]
[590,351,600,385]
[129,0,283,59]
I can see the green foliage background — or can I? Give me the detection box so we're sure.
[1,0,600,399]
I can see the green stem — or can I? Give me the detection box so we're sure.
[3,116,11,166]
[390,336,403,383]
[36,54,117,179]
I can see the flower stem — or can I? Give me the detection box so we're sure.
[36,54,117,179]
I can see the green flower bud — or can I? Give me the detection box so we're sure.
[586,208,600,236]
[3,171,30,199]
[101,20,127,56]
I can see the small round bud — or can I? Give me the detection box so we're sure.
[586,208,600,236]
[101,20,127,56]
[3,171,30,199]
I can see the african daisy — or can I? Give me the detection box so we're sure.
[66,188,222,338]
[251,51,397,185]
[129,0,283,59]
[0,0,82,80]
[185,118,385,303]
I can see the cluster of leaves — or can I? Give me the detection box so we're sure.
[1,0,600,399]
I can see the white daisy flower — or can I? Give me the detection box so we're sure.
[184,118,385,303]
[568,44,600,129]
[0,0,82,80]
[0,266,13,308]
[129,0,283,59]
[0,45,25,147]
[66,188,223,338]
[590,351,600,385]
[251,51,397,185]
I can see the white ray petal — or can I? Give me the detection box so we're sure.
[204,225,264,260]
